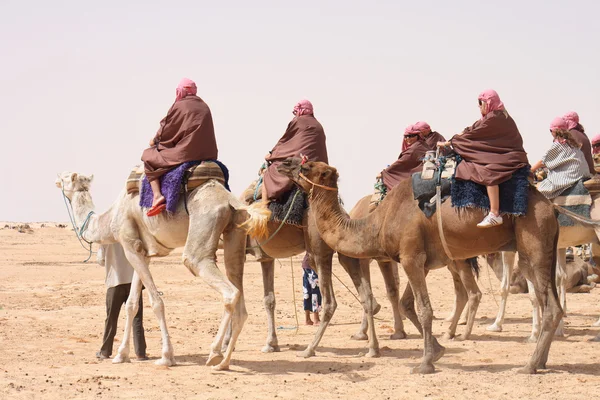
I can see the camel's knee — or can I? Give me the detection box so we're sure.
[469,291,482,304]
[263,292,276,311]
[125,298,139,316]
[322,299,337,321]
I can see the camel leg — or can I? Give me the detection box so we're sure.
[554,249,567,337]
[115,243,175,366]
[488,252,515,332]
[338,254,380,357]
[443,265,468,340]
[399,282,422,335]
[456,260,482,339]
[260,259,280,353]
[350,259,386,341]
[378,260,406,339]
[112,271,142,364]
[351,259,372,341]
[182,206,240,368]
[518,239,563,374]
[525,279,541,343]
[213,224,248,371]
[298,250,336,358]
[445,261,481,340]
[402,255,441,374]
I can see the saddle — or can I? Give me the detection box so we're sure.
[126,161,225,195]
[242,180,307,227]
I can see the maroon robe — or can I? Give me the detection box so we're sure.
[141,95,218,182]
[423,131,446,150]
[381,140,429,191]
[569,128,595,175]
[263,115,328,200]
[451,110,529,186]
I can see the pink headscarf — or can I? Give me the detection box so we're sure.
[563,111,580,130]
[478,89,505,116]
[591,133,600,155]
[401,124,420,151]
[175,78,197,102]
[549,117,568,132]
[414,121,431,137]
[293,99,314,116]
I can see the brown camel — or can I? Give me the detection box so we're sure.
[350,195,482,341]
[275,158,563,374]
[240,183,383,358]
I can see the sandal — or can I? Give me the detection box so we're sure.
[146,203,166,217]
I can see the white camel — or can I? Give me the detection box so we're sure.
[55,171,268,370]
[486,196,600,342]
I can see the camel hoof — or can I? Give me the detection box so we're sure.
[524,335,538,343]
[410,363,435,374]
[373,303,382,315]
[442,332,455,341]
[261,344,280,353]
[350,332,369,341]
[297,349,315,358]
[112,354,130,364]
[433,343,446,362]
[486,323,503,332]
[516,365,537,374]
[155,357,175,367]
[206,353,224,367]
[592,319,600,328]
[212,362,230,371]
[389,331,407,340]
[458,320,467,326]
[365,349,381,358]
[588,335,600,342]
[453,335,466,342]
[554,328,565,337]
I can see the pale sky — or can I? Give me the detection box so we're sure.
[1,0,598,222]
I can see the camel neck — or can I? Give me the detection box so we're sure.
[72,190,96,227]
[309,188,384,258]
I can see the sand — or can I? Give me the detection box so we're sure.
[1,223,600,399]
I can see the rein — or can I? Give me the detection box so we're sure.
[434,148,454,260]
[60,183,95,262]
[298,172,338,198]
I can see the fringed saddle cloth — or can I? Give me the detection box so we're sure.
[555,180,593,227]
[241,180,307,227]
[126,162,225,195]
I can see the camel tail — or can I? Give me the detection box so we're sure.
[236,202,272,240]
[467,257,480,279]
[553,205,600,227]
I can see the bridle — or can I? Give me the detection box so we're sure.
[58,178,95,262]
[298,172,338,198]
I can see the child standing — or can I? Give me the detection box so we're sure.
[302,253,322,325]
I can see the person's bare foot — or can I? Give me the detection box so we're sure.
[305,320,314,325]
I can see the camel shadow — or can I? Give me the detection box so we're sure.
[222,358,377,379]
[433,362,520,373]
[552,363,600,376]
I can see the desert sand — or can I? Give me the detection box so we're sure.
[1,223,600,399]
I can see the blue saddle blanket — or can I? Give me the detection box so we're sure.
[450,166,530,216]
[553,180,592,227]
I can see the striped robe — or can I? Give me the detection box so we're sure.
[537,142,591,199]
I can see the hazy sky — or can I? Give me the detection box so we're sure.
[1,0,598,222]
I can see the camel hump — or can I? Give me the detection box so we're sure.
[125,161,225,195]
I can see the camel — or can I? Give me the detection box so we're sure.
[240,182,386,358]
[273,158,563,374]
[55,171,267,370]
[484,193,600,341]
[349,195,482,341]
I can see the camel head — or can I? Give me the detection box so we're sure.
[277,157,339,193]
[55,171,94,200]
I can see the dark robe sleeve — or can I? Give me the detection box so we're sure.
[381,141,428,191]
[570,129,595,175]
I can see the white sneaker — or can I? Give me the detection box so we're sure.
[477,213,503,228]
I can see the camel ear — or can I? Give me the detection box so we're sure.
[70,172,78,182]
[88,174,94,183]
